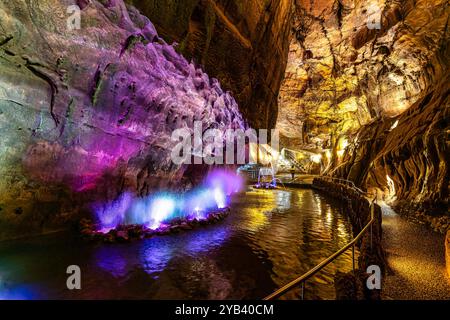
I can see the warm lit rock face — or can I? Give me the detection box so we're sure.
[446,230,450,277]
[0,0,245,240]
[335,77,449,214]
[277,0,449,214]
[277,0,448,150]
[125,0,294,129]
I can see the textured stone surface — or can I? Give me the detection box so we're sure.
[0,0,245,240]
[276,0,449,214]
[125,0,294,129]
[334,77,449,215]
[277,0,448,150]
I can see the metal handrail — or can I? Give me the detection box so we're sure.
[264,197,376,300]
[319,176,367,196]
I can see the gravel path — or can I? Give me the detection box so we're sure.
[381,205,450,300]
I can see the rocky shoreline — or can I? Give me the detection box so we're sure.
[78,208,231,243]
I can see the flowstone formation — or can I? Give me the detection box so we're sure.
[125,0,294,129]
[276,0,449,214]
[337,77,449,217]
[278,0,448,150]
[0,0,246,240]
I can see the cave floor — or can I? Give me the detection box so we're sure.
[382,206,450,300]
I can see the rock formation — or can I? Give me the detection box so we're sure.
[0,0,246,240]
[278,0,448,150]
[276,0,449,215]
[125,0,294,129]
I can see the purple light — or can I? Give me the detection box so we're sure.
[21,13,246,194]
[204,169,244,196]
[93,192,133,232]
[93,169,242,231]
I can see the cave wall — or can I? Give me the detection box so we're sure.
[334,76,449,215]
[0,0,247,240]
[277,0,449,150]
[0,0,295,241]
[274,0,449,214]
[125,0,294,129]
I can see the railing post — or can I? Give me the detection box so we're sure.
[301,282,305,300]
[352,245,355,275]
[370,202,374,252]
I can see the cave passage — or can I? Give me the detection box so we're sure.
[0,0,448,304]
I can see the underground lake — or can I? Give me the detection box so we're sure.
[0,188,355,300]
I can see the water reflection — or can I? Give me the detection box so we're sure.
[95,247,130,278]
[0,188,355,300]
[276,191,291,210]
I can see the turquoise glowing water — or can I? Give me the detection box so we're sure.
[0,188,355,300]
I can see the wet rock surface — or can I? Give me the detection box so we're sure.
[79,207,231,243]
[125,0,294,130]
[0,0,246,240]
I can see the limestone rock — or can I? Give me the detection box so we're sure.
[125,0,294,129]
[334,78,449,215]
[0,0,245,240]
[277,0,448,151]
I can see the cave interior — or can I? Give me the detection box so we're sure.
[0,0,448,301]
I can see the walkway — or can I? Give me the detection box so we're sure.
[275,174,316,187]
[381,205,450,300]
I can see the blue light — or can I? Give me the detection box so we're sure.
[93,169,242,231]
[148,197,176,229]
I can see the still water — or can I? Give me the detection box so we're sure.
[0,188,355,300]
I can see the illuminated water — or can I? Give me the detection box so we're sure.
[0,188,355,300]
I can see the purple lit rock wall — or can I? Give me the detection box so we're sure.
[0,0,245,240]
